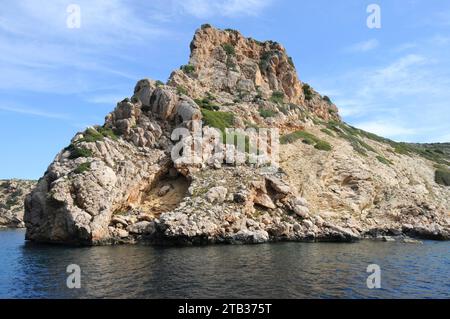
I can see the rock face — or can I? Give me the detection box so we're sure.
[24,25,450,245]
[0,180,36,228]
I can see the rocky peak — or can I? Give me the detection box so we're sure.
[169,25,340,122]
[189,26,301,101]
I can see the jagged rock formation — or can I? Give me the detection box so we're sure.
[24,25,449,245]
[0,180,36,228]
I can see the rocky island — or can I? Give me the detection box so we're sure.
[21,25,450,245]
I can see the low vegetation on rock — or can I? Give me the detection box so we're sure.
[74,162,91,175]
[270,91,285,104]
[67,145,93,159]
[181,64,195,74]
[435,166,450,186]
[201,109,234,133]
[302,83,314,101]
[259,108,278,119]
[280,130,332,151]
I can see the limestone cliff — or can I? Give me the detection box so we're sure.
[24,25,449,245]
[0,180,36,228]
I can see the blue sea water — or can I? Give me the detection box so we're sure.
[0,229,448,299]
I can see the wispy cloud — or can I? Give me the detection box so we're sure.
[0,0,167,94]
[354,121,416,138]
[85,94,127,105]
[343,39,379,53]
[318,35,450,142]
[175,0,273,18]
[0,105,69,119]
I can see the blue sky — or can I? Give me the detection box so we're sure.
[1,0,450,179]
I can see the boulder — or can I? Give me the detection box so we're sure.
[206,186,228,204]
[266,176,291,195]
[254,193,276,209]
[111,216,128,227]
[127,221,155,235]
[293,205,309,218]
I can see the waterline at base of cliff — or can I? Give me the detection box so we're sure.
[1,229,448,299]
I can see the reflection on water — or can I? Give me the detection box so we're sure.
[0,229,448,298]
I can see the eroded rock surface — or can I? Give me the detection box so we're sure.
[24,25,449,245]
[0,180,36,228]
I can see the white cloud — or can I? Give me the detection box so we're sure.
[353,121,416,138]
[176,0,272,18]
[0,0,168,46]
[344,39,379,53]
[0,1,167,94]
[318,36,450,142]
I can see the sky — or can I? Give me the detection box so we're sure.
[1,0,450,179]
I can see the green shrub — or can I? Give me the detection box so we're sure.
[5,197,18,210]
[74,162,91,175]
[260,51,280,71]
[155,80,164,87]
[280,130,332,151]
[301,137,315,145]
[302,84,314,101]
[67,145,93,159]
[222,43,236,56]
[249,37,263,46]
[315,140,332,151]
[78,127,119,143]
[195,97,220,111]
[176,85,188,96]
[270,91,285,104]
[201,109,234,133]
[201,24,212,29]
[79,128,104,143]
[259,108,278,119]
[321,128,334,136]
[225,28,239,34]
[326,121,376,156]
[181,64,195,74]
[376,155,393,166]
[98,127,119,140]
[323,96,332,104]
[435,168,450,186]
